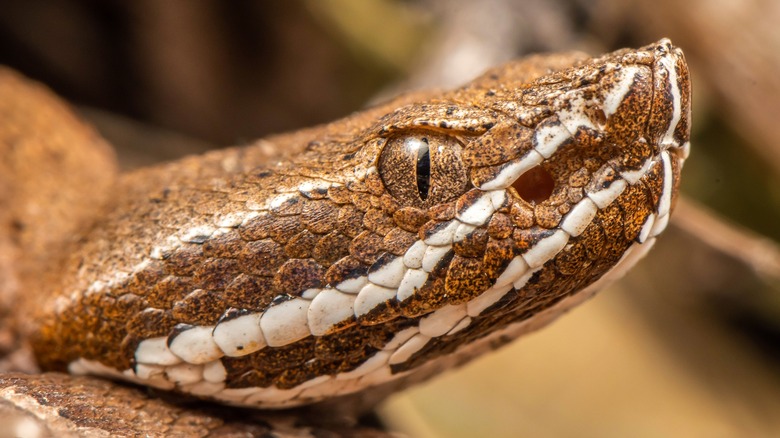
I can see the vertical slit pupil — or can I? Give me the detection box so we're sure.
[416,138,431,201]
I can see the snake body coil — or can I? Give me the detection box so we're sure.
[3,40,690,411]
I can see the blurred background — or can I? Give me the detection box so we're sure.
[1,1,780,436]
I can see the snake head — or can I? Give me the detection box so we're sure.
[42,40,690,410]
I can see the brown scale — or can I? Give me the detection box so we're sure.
[326,185,352,204]
[194,258,243,291]
[462,121,534,167]
[392,207,428,232]
[238,337,317,375]
[580,224,608,262]
[648,72,676,145]
[336,205,365,238]
[512,227,556,252]
[146,276,191,308]
[222,275,275,310]
[368,194,384,210]
[509,202,535,228]
[283,229,320,259]
[363,207,395,236]
[172,289,225,325]
[99,316,137,367]
[452,227,489,258]
[617,183,654,241]
[300,200,339,235]
[348,231,384,265]
[444,256,492,302]
[125,260,166,297]
[554,239,592,276]
[286,359,353,388]
[481,237,516,279]
[323,256,367,286]
[398,277,449,318]
[23,41,689,405]
[101,293,144,322]
[266,216,305,245]
[534,202,564,229]
[201,230,245,258]
[125,308,178,340]
[382,228,418,256]
[378,193,401,215]
[314,330,373,361]
[311,231,352,266]
[272,259,324,295]
[228,368,275,389]
[237,239,285,276]
[487,213,513,239]
[276,364,325,390]
[427,202,457,221]
[642,159,666,208]
[222,323,404,389]
[236,213,273,241]
[595,203,630,260]
[163,244,204,277]
[349,190,373,212]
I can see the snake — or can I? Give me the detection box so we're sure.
[0,39,690,435]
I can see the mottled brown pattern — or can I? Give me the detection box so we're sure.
[482,238,517,279]
[0,373,395,437]
[619,183,654,240]
[453,227,489,258]
[463,122,534,167]
[1,40,689,411]
[445,256,491,302]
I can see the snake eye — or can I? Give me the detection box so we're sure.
[415,138,431,201]
[379,132,469,207]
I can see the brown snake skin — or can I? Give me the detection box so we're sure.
[0,40,689,435]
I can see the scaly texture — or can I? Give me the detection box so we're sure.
[4,40,689,414]
[0,373,394,438]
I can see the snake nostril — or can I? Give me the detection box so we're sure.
[512,165,555,204]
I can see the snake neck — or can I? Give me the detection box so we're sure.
[0,67,117,344]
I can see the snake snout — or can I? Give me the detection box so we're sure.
[648,39,691,157]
